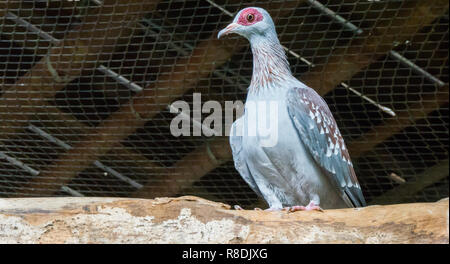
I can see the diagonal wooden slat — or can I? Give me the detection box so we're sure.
[133,0,449,199]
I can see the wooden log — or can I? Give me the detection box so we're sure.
[0,196,447,243]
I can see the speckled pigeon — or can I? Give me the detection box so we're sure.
[218,7,366,211]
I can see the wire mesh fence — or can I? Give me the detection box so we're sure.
[0,0,448,207]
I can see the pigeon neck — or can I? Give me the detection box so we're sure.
[249,33,292,95]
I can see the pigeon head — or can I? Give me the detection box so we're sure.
[217,7,276,41]
[218,7,292,93]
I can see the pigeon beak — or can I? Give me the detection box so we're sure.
[217,23,239,39]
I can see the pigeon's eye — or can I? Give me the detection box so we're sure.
[247,13,255,22]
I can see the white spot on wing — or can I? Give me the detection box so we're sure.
[326,147,332,157]
[333,129,338,136]
[316,112,322,123]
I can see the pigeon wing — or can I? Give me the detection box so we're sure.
[286,87,366,207]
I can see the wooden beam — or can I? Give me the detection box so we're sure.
[0,0,159,137]
[0,196,447,243]
[2,0,247,195]
[301,0,449,95]
[1,7,250,196]
[23,35,245,195]
[134,0,449,199]
[369,160,449,205]
[0,4,176,192]
[0,0,161,194]
[24,0,304,195]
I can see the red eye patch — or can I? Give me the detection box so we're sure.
[237,8,263,26]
